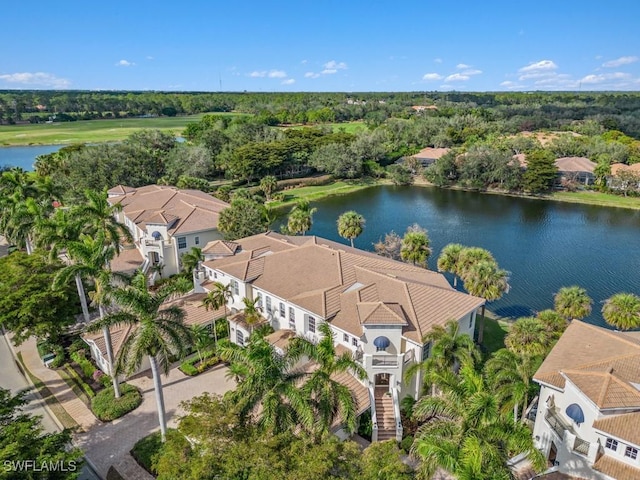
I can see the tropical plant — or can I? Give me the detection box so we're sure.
[337,210,365,247]
[201,282,233,345]
[288,321,367,438]
[259,175,278,200]
[400,223,431,268]
[602,292,640,330]
[180,247,203,277]
[89,272,193,441]
[504,317,550,358]
[241,296,263,334]
[437,243,465,287]
[286,200,317,236]
[411,364,545,480]
[536,309,568,342]
[191,324,213,363]
[554,285,592,321]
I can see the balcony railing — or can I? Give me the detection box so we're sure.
[545,409,569,439]
[573,437,590,456]
[372,356,399,367]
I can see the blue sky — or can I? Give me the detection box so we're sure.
[1,1,639,92]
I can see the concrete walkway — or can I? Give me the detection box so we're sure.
[14,337,99,432]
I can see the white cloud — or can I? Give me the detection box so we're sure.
[304,72,320,79]
[323,60,347,71]
[116,59,135,67]
[249,71,267,77]
[322,68,338,75]
[422,73,443,80]
[0,72,70,88]
[518,60,558,73]
[602,56,638,68]
[500,80,524,90]
[456,63,470,69]
[282,78,295,85]
[580,72,631,84]
[268,70,287,78]
[462,69,482,76]
[434,58,443,63]
[146,56,154,60]
[444,73,470,82]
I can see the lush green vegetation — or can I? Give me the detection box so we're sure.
[91,383,142,421]
[131,430,167,476]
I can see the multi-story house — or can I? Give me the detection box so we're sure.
[195,231,485,441]
[107,184,229,279]
[532,320,640,480]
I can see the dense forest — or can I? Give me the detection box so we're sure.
[4,90,639,202]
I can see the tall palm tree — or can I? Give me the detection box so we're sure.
[437,243,465,287]
[411,363,545,480]
[485,348,542,423]
[91,272,193,442]
[602,292,640,330]
[242,297,263,335]
[180,247,203,277]
[287,200,317,236]
[201,282,233,345]
[404,320,480,395]
[400,224,431,268]
[461,259,509,344]
[53,232,123,397]
[536,309,568,342]
[337,210,365,248]
[288,322,367,438]
[504,317,550,358]
[191,324,213,363]
[217,337,313,434]
[553,285,592,321]
[259,175,278,201]
[457,247,495,278]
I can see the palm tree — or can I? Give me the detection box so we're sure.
[242,297,263,335]
[259,175,278,201]
[217,337,313,434]
[91,272,193,442]
[411,363,545,480]
[504,317,549,358]
[400,224,431,268]
[180,247,203,277]
[485,348,542,423]
[461,259,509,344]
[287,200,317,236]
[201,282,233,346]
[437,243,465,287]
[602,292,640,330]
[288,322,367,438]
[53,232,123,397]
[191,324,213,363]
[337,210,365,248]
[553,285,592,321]
[536,309,568,342]
[404,320,480,395]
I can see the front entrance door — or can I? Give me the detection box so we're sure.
[375,373,390,387]
[549,442,558,466]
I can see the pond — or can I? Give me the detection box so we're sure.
[0,145,61,171]
[279,186,640,326]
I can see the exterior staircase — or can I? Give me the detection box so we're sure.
[374,387,397,441]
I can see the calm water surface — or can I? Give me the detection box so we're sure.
[281,186,640,326]
[0,145,60,171]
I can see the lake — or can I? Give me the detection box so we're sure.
[280,186,640,326]
[0,145,61,171]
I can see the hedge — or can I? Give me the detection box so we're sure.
[70,350,97,379]
[179,354,220,376]
[63,364,95,400]
[91,383,142,421]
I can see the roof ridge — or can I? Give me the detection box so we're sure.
[402,282,423,340]
[598,373,613,407]
[574,320,640,349]
[575,352,640,372]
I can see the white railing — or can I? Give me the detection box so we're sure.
[391,387,403,442]
[372,355,399,367]
[369,386,378,442]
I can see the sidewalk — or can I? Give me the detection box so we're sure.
[14,337,99,432]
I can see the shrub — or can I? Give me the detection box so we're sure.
[68,338,88,355]
[400,435,414,454]
[91,383,142,421]
[99,374,113,388]
[50,345,66,368]
[71,350,97,379]
[131,430,176,476]
[179,361,198,376]
[64,364,95,399]
[92,369,104,383]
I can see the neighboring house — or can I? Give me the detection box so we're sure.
[107,185,229,279]
[196,231,484,442]
[607,163,640,192]
[532,320,640,480]
[82,292,226,377]
[411,105,438,112]
[405,146,451,167]
[554,157,596,186]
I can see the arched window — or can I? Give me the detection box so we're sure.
[373,336,391,352]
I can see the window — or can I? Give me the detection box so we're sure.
[289,307,295,329]
[352,337,358,347]
[279,302,285,317]
[256,292,263,307]
[469,315,473,329]
[422,342,432,361]
[231,280,239,296]
[605,438,618,451]
[266,296,272,313]
[343,333,349,343]
[625,446,638,460]
[195,236,200,245]
[236,330,245,346]
[308,316,316,333]
[177,236,187,249]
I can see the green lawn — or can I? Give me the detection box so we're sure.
[479,316,510,357]
[0,113,242,146]
[550,190,640,210]
[268,178,383,210]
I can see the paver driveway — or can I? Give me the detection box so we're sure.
[75,363,235,478]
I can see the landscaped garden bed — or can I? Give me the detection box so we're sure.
[91,383,142,421]
[131,429,177,476]
[178,351,221,376]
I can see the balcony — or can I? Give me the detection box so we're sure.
[573,437,590,456]
[545,409,570,439]
[372,356,399,367]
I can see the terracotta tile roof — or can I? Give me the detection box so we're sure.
[82,324,132,358]
[332,370,370,416]
[107,185,136,195]
[109,247,144,274]
[413,147,450,160]
[108,185,229,236]
[562,370,640,409]
[228,311,267,331]
[265,329,296,352]
[554,157,596,173]
[202,240,239,256]
[358,302,408,325]
[593,454,640,480]
[611,162,640,175]
[534,320,640,390]
[593,411,640,446]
